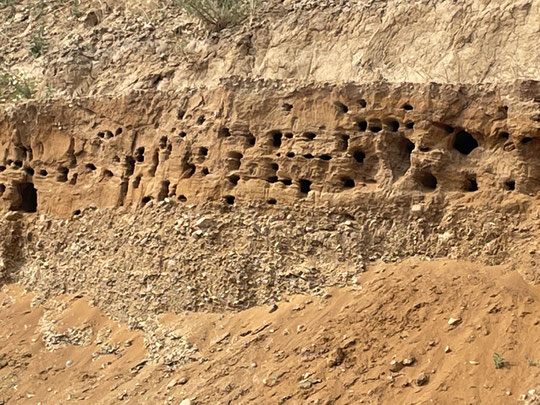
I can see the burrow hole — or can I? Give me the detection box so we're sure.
[416,171,438,190]
[368,121,382,133]
[463,175,478,192]
[218,127,231,138]
[299,179,312,194]
[402,103,414,111]
[272,132,283,148]
[504,180,515,191]
[57,167,69,182]
[453,130,478,155]
[334,102,349,113]
[10,182,37,213]
[228,175,240,186]
[357,120,368,131]
[353,150,365,163]
[341,177,355,188]
[135,147,145,162]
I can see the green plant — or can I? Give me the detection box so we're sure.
[493,353,505,369]
[174,0,259,31]
[0,72,33,102]
[71,0,81,17]
[29,27,47,57]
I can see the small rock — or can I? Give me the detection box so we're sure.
[195,217,213,229]
[444,346,452,353]
[389,359,404,372]
[327,348,345,367]
[448,317,462,326]
[415,373,429,386]
[180,399,192,405]
[403,355,416,366]
[269,303,278,313]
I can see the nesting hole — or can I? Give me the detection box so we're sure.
[342,177,355,188]
[267,198,277,205]
[416,171,438,190]
[272,132,283,148]
[135,147,145,162]
[384,119,400,132]
[228,175,240,186]
[224,195,235,205]
[357,99,367,108]
[85,163,97,172]
[303,132,316,141]
[463,175,478,192]
[334,102,349,113]
[282,103,293,112]
[57,167,69,182]
[178,195,187,202]
[218,127,231,138]
[357,120,368,131]
[320,154,332,161]
[353,150,365,163]
[280,179,292,186]
[299,179,312,194]
[402,103,414,111]
[246,133,256,146]
[368,121,382,133]
[10,182,37,213]
[286,152,295,158]
[453,131,478,155]
[504,180,515,191]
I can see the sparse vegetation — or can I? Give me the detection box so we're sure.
[29,27,47,57]
[0,71,33,102]
[70,0,81,17]
[174,0,260,31]
[493,353,505,369]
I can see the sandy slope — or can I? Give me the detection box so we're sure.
[1,259,540,404]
